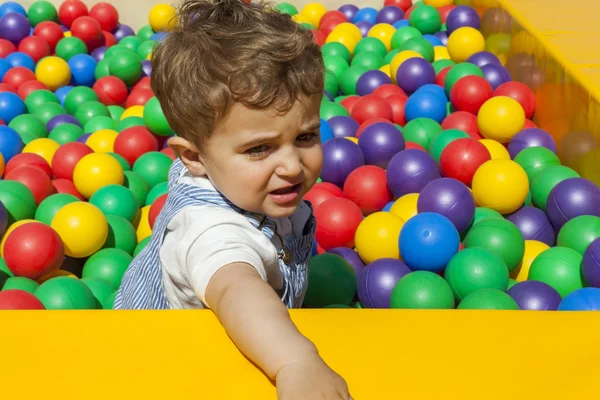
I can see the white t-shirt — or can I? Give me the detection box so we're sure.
[159,171,312,309]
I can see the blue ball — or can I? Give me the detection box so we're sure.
[151,32,169,42]
[0,2,27,18]
[393,19,409,29]
[320,118,334,143]
[0,58,11,81]
[0,125,24,162]
[558,288,600,311]
[416,84,448,101]
[312,238,318,256]
[382,201,394,212]
[0,92,26,124]
[5,52,35,70]
[399,212,460,272]
[423,34,444,47]
[353,7,378,24]
[55,86,74,107]
[404,89,447,123]
[68,54,97,87]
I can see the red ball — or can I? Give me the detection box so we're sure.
[89,2,120,32]
[71,16,103,51]
[384,0,412,12]
[459,242,465,251]
[0,290,46,310]
[450,75,493,115]
[4,223,64,279]
[0,83,16,93]
[114,126,160,167]
[442,111,482,139]
[52,179,84,200]
[319,11,346,27]
[405,141,426,151]
[340,95,360,114]
[439,138,491,186]
[304,187,342,211]
[102,30,117,47]
[58,0,89,28]
[5,165,55,205]
[132,77,152,92]
[17,80,49,100]
[314,197,363,250]
[319,16,346,36]
[372,84,406,99]
[493,81,536,119]
[148,193,167,229]
[436,65,452,87]
[437,5,456,22]
[52,142,94,180]
[18,36,51,63]
[0,39,16,58]
[5,153,52,178]
[33,21,64,52]
[404,5,417,19]
[351,95,393,125]
[386,94,408,126]
[343,165,392,215]
[356,117,389,138]
[126,88,154,108]
[93,76,128,106]
[160,147,176,160]
[523,119,537,129]
[312,29,326,46]
[316,244,326,254]
[312,182,344,197]
[2,67,36,90]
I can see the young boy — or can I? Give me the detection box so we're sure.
[115,0,352,398]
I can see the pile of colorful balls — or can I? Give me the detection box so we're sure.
[0,0,598,311]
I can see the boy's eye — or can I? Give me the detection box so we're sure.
[297,132,319,142]
[244,144,269,156]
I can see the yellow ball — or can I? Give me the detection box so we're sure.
[148,3,177,32]
[479,139,510,160]
[23,138,60,165]
[332,23,362,42]
[355,212,404,264]
[471,159,529,214]
[345,137,359,144]
[390,50,423,83]
[424,0,454,7]
[121,105,145,120]
[0,219,36,257]
[367,23,396,51]
[478,96,526,143]
[300,3,327,27]
[390,193,419,222]
[64,31,71,37]
[379,64,392,78]
[35,56,71,91]
[37,269,78,284]
[434,45,450,61]
[447,27,485,63]
[73,153,124,199]
[0,152,4,177]
[292,13,314,26]
[136,205,152,243]
[51,202,108,258]
[86,129,118,153]
[325,29,359,54]
[511,240,550,282]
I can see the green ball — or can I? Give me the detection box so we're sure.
[303,254,357,308]
[445,247,509,301]
[75,101,110,126]
[108,50,143,86]
[102,291,118,309]
[132,152,172,189]
[104,44,132,60]
[531,165,580,210]
[402,118,442,149]
[137,40,157,59]
[34,277,99,310]
[557,215,600,255]
[409,5,442,34]
[143,97,174,136]
[116,116,146,132]
[384,49,401,64]
[49,124,84,144]
[81,277,116,307]
[528,247,584,297]
[391,26,422,50]
[35,193,80,226]
[55,37,88,61]
[432,59,456,74]
[107,152,131,171]
[299,22,315,30]
[8,114,47,144]
[27,1,58,26]
[84,115,115,134]
[514,147,561,183]
[457,288,519,310]
[119,36,142,53]
[0,181,36,225]
[64,86,99,115]
[324,70,339,97]
[2,277,39,293]
[134,236,152,257]
[321,42,351,62]
[82,248,133,289]
[524,191,533,206]
[351,51,384,70]
[399,37,434,62]
[94,58,111,80]
[354,37,387,58]
[444,63,484,96]
[33,102,66,125]
[340,65,369,95]
[320,101,350,120]
[334,95,350,103]
[137,25,155,41]
[89,184,139,222]
[146,182,168,206]
[428,129,470,164]
[24,90,59,113]
[507,278,518,290]
[0,258,14,277]
[103,215,137,255]
[107,105,125,121]
[390,271,455,309]
[124,171,150,208]
[461,207,505,239]
[463,218,525,272]
[275,2,298,15]
[324,56,349,79]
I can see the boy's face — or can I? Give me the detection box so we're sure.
[195,96,323,218]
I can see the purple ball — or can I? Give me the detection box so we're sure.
[91,46,108,62]
[386,149,441,198]
[142,60,152,77]
[583,237,600,288]
[507,128,557,159]
[321,138,365,187]
[355,20,373,37]
[0,12,30,45]
[417,178,475,232]
[323,90,334,101]
[113,23,136,42]
[77,133,92,143]
[358,122,405,169]
[356,70,392,96]
[358,258,411,308]
[546,178,600,230]
[507,281,562,310]
[433,31,448,46]
[328,247,366,278]
[338,4,359,21]
[328,116,359,138]
[446,6,481,34]
[396,57,436,94]
[376,6,405,24]
[46,114,82,132]
[481,64,511,90]
[506,206,555,246]
[467,51,501,68]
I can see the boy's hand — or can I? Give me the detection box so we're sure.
[276,355,352,400]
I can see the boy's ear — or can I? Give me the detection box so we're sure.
[168,136,207,176]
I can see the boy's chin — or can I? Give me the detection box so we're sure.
[263,202,301,219]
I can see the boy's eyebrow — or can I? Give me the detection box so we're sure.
[239,131,281,148]
[304,121,321,131]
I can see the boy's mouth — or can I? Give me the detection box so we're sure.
[270,183,302,195]
[269,183,303,204]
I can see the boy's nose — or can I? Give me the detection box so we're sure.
[276,151,303,178]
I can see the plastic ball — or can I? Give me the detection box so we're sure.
[481,63,511,90]
[35,276,98,310]
[35,193,80,226]
[148,193,167,229]
[404,86,447,123]
[389,193,419,222]
[556,215,600,256]
[440,138,490,186]
[558,288,600,311]
[446,5,481,34]
[357,122,405,168]
[314,197,363,250]
[5,164,54,205]
[50,202,108,258]
[428,129,470,164]
[0,289,45,309]
[507,280,562,311]
[583,237,600,288]
[103,214,137,255]
[143,96,173,136]
[449,75,492,115]
[85,128,118,153]
[506,206,555,246]
[0,12,30,45]
[402,117,442,149]
[528,246,584,297]
[408,5,441,34]
[89,2,119,32]
[511,239,549,282]
[546,178,600,231]
[17,36,50,63]
[443,62,484,96]
[386,148,441,197]
[513,146,560,184]
[52,178,83,200]
[0,91,26,124]
[5,152,51,177]
[72,152,124,199]
[82,248,132,289]
[390,271,455,309]
[58,0,88,28]
[494,81,536,119]
[303,253,357,308]
[304,182,344,210]
[22,137,60,165]
[457,288,518,310]
[357,258,411,308]
[343,166,391,215]
[477,96,525,143]
[447,27,485,63]
[479,138,510,160]
[355,211,403,263]
[396,57,436,94]
[320,138,364,187]
[466,51,500,68]
[507,128,557,159]
[471,159,529,214]
[530,165,580,211]
[89,184,138,223]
